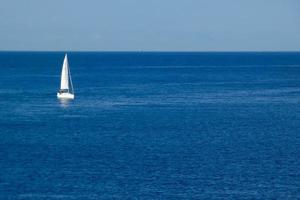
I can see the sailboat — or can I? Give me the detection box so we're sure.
[57,54,74,99]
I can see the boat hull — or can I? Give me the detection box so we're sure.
[57,92,74,99]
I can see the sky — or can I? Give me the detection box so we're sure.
[0,0,300,51]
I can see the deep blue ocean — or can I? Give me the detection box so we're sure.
[0,52,300,199]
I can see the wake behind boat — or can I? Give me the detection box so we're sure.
[57,54,74,99]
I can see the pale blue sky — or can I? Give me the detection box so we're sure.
[1,0,300,51]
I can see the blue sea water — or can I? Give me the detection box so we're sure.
[0,52,300,199]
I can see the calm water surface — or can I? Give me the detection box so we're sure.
[0,52,300,199]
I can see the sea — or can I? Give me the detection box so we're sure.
[0,52,300,199]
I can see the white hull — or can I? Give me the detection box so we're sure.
[57,92,74,99]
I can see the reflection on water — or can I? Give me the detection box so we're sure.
[58,99,72,108]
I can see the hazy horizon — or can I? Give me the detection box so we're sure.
[1,0,300,51]
[1,50,300,53]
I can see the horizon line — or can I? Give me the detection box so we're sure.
[1,50,300,53]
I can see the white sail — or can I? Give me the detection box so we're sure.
[60,54,69,90]
[57,53,74,99]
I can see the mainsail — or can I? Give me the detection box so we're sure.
[60,54,69,90]
[57,53,74,99]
